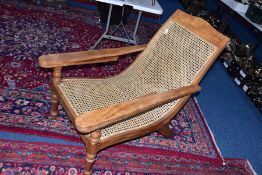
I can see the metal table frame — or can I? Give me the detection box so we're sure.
[90,0,163,50]
[90,5,142,50]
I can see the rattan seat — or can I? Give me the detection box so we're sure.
[39,10,229,175]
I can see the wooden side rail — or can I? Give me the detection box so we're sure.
[75,85,201,133]
[39,44,147,68]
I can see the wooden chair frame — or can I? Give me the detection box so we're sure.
[39,10,229,175]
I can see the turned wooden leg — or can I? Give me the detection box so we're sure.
[50,67,62,120]
[158,123,174,138]
[84,130,101,175]
[51,89,59,120]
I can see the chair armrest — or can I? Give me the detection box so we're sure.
[39,44,147,68]
[75,85,201,133]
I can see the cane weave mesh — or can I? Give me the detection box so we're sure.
[58,21,216,140]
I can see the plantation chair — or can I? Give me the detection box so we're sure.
[39,10,229,175]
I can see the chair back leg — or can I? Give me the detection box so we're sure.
[158,122,175,138]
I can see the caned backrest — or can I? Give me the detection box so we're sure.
[115,10,229,94]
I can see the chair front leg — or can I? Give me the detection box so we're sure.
[50,67,62,120]
[84,130,101,175]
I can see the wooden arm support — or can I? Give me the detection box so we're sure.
[75,85,201,133]
[38,44,147,68]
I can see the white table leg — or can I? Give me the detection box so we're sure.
[132,10,142,45]
[90,4,113,50]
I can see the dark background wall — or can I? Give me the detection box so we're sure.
[206,0,261,60]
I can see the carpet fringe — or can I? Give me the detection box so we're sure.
[193,97,225,165]
[247,160,257,175]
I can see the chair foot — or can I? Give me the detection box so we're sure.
[158,123,175,138]
[84,170,92,175]
[51,110,58,120]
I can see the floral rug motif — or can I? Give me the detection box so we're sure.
[0,139,255,175]
[0,88,222,164]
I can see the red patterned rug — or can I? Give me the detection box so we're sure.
[0,139,255,175]
[0,88,223,164]
[0,0,225,166]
